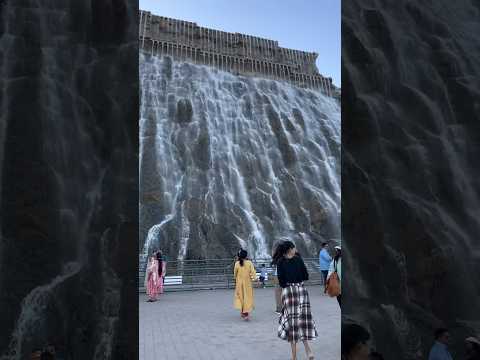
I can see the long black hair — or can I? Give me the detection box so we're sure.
[238,249,247,266]
[156,250,163,276]
[342,323,370,358]
[271,241,296,265]
[334,247,341,263]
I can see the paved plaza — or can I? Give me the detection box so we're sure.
[139,286,340,360]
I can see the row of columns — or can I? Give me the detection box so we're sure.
[150,17,316,67]
[147,40,333,96]
[139,10,151,50]
[278,47,317,73]
[140,12,320,78]
[194,27,279,62]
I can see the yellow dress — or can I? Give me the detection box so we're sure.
[233,260,256,313]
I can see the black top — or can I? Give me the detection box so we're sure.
[277,255,309,288]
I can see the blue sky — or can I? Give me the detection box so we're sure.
[140,0,341,87]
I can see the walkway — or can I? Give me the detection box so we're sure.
[139,286,340,360]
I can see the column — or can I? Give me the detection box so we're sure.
[182,21,185,46]
[206,28,209,51]
[141,12,148,50]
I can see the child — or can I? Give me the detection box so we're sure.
[259,264,268,288]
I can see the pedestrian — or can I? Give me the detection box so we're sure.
[319,242,332,288]
[156,250,166,294]
[465,336,480,360]
[274,241,317,360]
[40,350,55,360]
[259,264,268,288]
[342,323,370,360]
[327,245,342,307]
[369,351,384,360]
[428,328,453,360]
[233,249,256,320]
[146,252,160,302]
[271,243,284,315]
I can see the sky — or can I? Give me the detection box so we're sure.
[139,0,341,87]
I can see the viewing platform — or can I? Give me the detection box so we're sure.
[140,288,341,360]
[138,258,324,293]
[139,10,339,97]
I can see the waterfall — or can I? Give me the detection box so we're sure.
[140,53,341,261]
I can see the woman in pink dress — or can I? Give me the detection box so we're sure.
[146,254,160,302]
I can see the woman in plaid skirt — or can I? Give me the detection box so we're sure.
[274,241,317,360]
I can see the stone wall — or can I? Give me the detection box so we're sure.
[139,10,337,96]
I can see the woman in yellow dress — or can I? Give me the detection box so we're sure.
[233,249,257,320]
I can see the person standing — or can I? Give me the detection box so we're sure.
[271,242,284,314]
[327,245,342,307]
[465,336,480,360]
[156,250,165,295]
[146,253,160,302]
[233,249,256,320]
[259,264,268,288]
[274,241,317,360]
[369,351,385,360]
[428,328,453,360]
[319,242,332,288]
[342,323,371,360]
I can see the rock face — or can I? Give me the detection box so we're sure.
[0,1,138,359]
[343,0,480,358]
[140,54,341,264]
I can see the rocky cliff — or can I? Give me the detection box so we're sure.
[140,54,340,263]
[343,0,480,358]
[0,1,138,359]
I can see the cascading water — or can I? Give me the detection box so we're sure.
[140,53,340,264]
[0,1,138,358]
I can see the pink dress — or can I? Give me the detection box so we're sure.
[146,257,160,300]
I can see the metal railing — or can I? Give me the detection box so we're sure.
[139,258,324,292]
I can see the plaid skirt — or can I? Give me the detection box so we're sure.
[278,283,317,342]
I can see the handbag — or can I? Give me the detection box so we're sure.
[325,260,341,297]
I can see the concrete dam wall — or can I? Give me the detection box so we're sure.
[139,10,339,97]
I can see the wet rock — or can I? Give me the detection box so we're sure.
[175,98,194,124]
[343,0,480,358]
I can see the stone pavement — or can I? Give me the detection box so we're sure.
[139,286,340,360]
